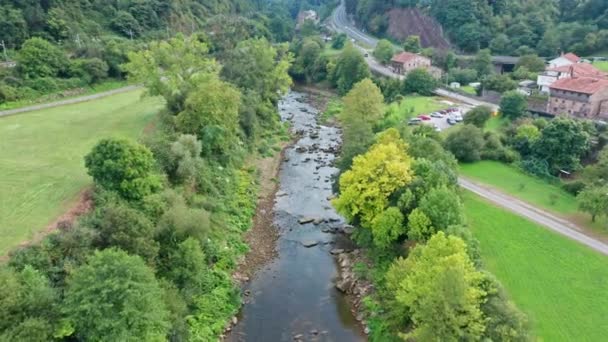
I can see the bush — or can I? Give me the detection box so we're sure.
[562,180,586,195]
[0,83,18,103]
[69,58,109,83]
[24,77,58,93]
[444,124,485,162]
[449,68,478,84]
[518,157,552,178]
[464,105,493,128]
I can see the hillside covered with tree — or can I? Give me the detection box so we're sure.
[345,0,608,55]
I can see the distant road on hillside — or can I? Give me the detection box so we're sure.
[0,85,141,118]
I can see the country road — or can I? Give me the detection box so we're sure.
[0,85,141,118]
[329,2,608,256]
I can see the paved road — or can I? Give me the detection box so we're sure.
[330,2,608,256]
[0,85,141,118]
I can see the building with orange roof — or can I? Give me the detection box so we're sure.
[538,63,608,93]
[547,77,608,118]
[548,52,581,68]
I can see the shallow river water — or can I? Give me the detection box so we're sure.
[227,91,365,341]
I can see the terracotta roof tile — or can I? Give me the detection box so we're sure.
[549,77,608,94]
[563,53,580,63]
[391,52,424,64]
[547,63,607,78]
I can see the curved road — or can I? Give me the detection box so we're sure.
[329,2,608,256]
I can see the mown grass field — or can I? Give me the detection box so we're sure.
[0,90,162,255]
[464,192,608,341]
[593,61,608,72]
[458,160,608,233]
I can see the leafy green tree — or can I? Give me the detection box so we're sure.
[338,78,384,170]
[17,37,68,79]
[582,146,608,185]
[516,54,547,73]
[483,74,518,93]
[111,10,142,37]
[0,266,60,341]
[449,68,478,85]
[512,123,540,156]
[169,134,203,184]
[222,38,292,104]
[473,49,493,77]
[374,39,395,64]
[532,118,589,173]
[444,124,485,162]
[403,35,421,53]
[125,35,220,113]
[419,186,464,230]
[85,138,161,201]
[88,202,159,263]
[464,105,493,128]
[577,186,608,222]
[64,249,169,341]
[500,91,528,119]
[292,38,323,82]
[371,207,405,248]
[407,208,434,241]
[332,43,371,94]
[480,273,530,341]
[70,58,109,83]
[386,232,486,341]
[0,5,28,48]
[403,68,438,96]
[332,33,348,49]
[490,34,511,55]
[334,129,413,229]
[164,238,213,301]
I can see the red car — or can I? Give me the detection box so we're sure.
[418,115,431,121]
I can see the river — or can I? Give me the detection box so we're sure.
[227,91,365,341]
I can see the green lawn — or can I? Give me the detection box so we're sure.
[321,44,343,57]
[593,61,608,72]
[464,192,608,341]
[0,90,162,255]
[460,85,477,95]
[459,161,577,214]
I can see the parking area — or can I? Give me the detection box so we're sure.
[409,99,473,132]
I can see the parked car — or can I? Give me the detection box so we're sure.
[430,112,443,118]
[418,115,431,121]
[364,53,369,57]
[453,113,463,122]
[408,118,422,125]
[447,117,457,125]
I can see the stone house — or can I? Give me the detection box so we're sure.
[390,52,441,78]
[547,77,608,118]
[548,52,580,68]
[538,63,606,93]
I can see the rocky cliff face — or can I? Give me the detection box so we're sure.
[386,8,451,50]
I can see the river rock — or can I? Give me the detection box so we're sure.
[302,240,319,248]
[232,316,238,325]
[293,333,304,340]
[330,248,344,255]
[310,132,319,139]
[313,218,323,225]
[336,278,353,293]
[298,217,315,224]
[276,191,288,197]
[341,225,355,235]
[295,146,307,153]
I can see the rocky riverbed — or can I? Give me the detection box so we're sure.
[226,91,367,341]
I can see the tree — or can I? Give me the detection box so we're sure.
[85,138,161,201]
[338,78,385,170]
[17,37,68,79]
[516,54,546,73]
[419,186,464,230]
[490,34,510,55]
[483,74,518,93]
[64,249,169,341]
[373,39,394,64]
[371,207,406,248]
[444,124,485,162]
[473,49,493,77]
[222,38,292,104]
[464,105,493,127]
[500,91,527,119]
[176,77,241,161]
[577,186,608,222]
[332,43,371,94]
[532,118,589,173]
[292,38,323,82]
[512,123,540,156]
[582,146,608,185]
[407,208,434,241]
[403,68,438,96]
[480,273,530,341]
[88,202,159,263]
[111,10,142,37]
[386,232,486,341]
[124,35,220,113]
[334,129,413,229]
[169,134,204,184]
[0,266,59,341]
[332,33,348,49]
[403,35,421,53]
[449,68,478,85]
[0,5,28,48]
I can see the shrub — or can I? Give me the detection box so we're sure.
[562,180,586,195]
[444,124,485,162]
[24,77,58,93]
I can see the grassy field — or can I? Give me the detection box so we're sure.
[459,161,577,214]
[593,61,608,72]
[458,160,608,232]
[0,90,162,255]
[460,85,477,95]
[464,192,608,341]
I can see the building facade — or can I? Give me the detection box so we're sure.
[390,52,431,75]
[538,63,607,93]
[548,52,580,68]
[547,77,608,118]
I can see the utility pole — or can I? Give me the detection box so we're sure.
[0,40,7,61]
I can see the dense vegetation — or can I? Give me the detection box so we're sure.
[0,0,333,106]
[332,79,529,340]
[0,0,300,336]
[346,0,608,55]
